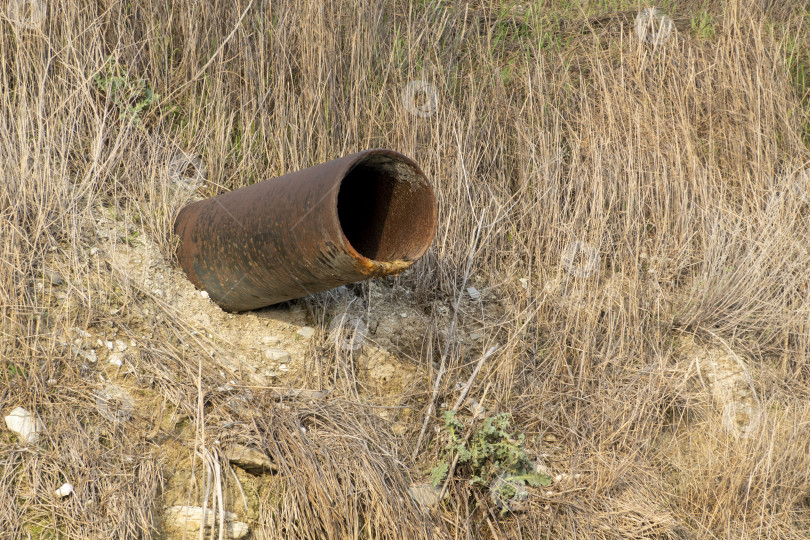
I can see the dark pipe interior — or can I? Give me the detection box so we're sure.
[337,156,436,261]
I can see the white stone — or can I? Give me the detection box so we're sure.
[466,398,486,419]
[115,340,127,352]
[79,349,97,363]
[54,483,73,497]
[407,483,444,508]
[163,506,249,539]
[263,348,289,362]
[519,277,529,290]
[105,341,114,351]
[5,407,44,444]
[200,290,209,299]
[467,286,481,300]
[108,353,124,367]
[297,326,315,339]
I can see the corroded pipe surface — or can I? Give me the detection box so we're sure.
[174,149,437,312]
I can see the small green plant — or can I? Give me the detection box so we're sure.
[691,10,715,40]
[7,363,27,377]
[93,57,159,123]
[430,410,551,513]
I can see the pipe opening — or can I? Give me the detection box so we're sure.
[337,154,436,262]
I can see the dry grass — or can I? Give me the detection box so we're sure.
[2,0,810,538]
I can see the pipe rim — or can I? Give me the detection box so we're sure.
[334,149,437,271]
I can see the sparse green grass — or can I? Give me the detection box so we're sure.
[691,9,715,40]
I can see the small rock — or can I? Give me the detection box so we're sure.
[261,336,280,346]
[89,247,99,256]
[466,398,486,419]
[108,353,124,367]
[263,348,290,362]
[54,483,73,498]
[467,286,481,300]
[78,348,97,363]
[43,269,65,286]
[5,407,45,445]
[115,340,127,352]
[518,278,529,290]
[534,461,552,477]
[277,364,290,372]
[200,290,209,299]
[105,341,114,351]
[163,506,249,539]
[73,328,92,339]
[224,444,276,474]
[407,483,445,509]
[400,312,408,318]
[297,326,315,339]
[248,372,269,386]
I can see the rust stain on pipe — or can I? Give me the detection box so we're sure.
[174,149,438,312]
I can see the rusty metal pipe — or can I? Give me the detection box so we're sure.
[174,149,437,312]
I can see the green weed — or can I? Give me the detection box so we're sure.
[430,410,551,513]
[93,57,160,123]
